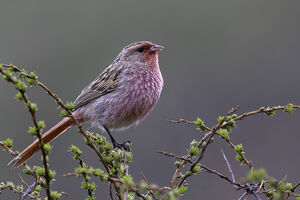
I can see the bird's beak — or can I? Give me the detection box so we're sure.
[150,44,164,53]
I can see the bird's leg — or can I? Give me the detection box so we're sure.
[103,126,131,152]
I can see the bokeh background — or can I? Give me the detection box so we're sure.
[1,1,300,199]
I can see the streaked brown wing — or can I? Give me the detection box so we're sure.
[74,66,121,110]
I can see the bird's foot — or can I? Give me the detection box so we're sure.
[112,140,131,152]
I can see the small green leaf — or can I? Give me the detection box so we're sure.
[190,139,198,147]
[66,101,75,111]
[29,71,37,79]
[235,154,244,163]
[60,110,69,117]
[15,92,23,101]
[27,79,37,86]
[247,168,266,183]
[189,147,199,157]
[266,110,276,116]
[28,126,37,136]
[3,138,13,148]
[284,104,295,114]
[126,152,133,162]
[217,116,224,123]
[234,144,243,153]
[43,144,51,153]
[50,191,62,200]
[191,164,201,173]
[37,120,45,129]
[178,185,187,194]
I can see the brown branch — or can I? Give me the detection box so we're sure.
[292,181,300,192]
[2,64,122,198]
[155,149,192,163]
[0,67,52,199]
[141,173,158,200]
[169,119,212,131]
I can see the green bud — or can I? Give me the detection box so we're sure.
[37,120,45,129]
[27,79,36,86]
[50,191,62,200]
[34,185,41,192]
[103,155,113,164]
[247,168,266,183]
[285,182,292,190]
[128,192,135,200]
[178,185,187,194]
[6,181,15,188]
[200,141,207,147]
[235,154,243,163]
[112,151,122,161]
[28,126,37,136]
[7,67,16,73]
[43,144,51,153]
[15,80,27,92]
[105,143,112,151]
[94,168,104,177]
[34,166,45,177]
[126,152,133,162]
[3,138,13,148]
[175,161,183,168]
[267,189,274,196]
[98,144,104,153]
[193,118,206,131]
[234,144,243,153]
[191,164,201,173]
[60,110,69,117]
[2,74,9,80]
[48,169,56,180]
[217,116,224,123]
[266,110,276,116]
[224,116,231,121]
[19,70,27,79]
[121,175,133,184]
[15,92,23,101]
[29,72,37,79]
[189,147,199,157]
[22,166,31,174]
[0,64,3,70]
[26,102,37,112]
[66,101,75,111]
[190,139,198,147]
[16,185,23,191]
[284,104,295,114]
[217,129,229,140]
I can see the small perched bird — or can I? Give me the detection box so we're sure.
[9,41,164,167]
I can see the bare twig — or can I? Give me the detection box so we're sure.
[221,150,236,185]
[141,173,158,200]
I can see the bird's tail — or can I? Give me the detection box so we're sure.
[8,117,74,168]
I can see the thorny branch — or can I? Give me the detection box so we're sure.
[1,64,123,199]
[164,105,300,199]
[1,64,300,199]
[0,66,52,199]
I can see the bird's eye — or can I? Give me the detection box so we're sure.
[137,47,145,53]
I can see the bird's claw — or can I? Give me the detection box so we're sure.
[112,140,131,152]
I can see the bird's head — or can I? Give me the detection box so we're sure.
[115,41,164,66]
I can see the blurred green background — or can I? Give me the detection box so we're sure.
[1,1,300,199]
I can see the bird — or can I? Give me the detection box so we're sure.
[9,41,164,167]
